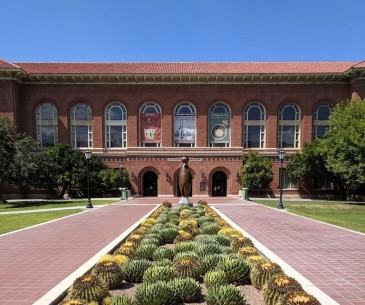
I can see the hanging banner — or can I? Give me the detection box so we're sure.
[209,112,230,143]
[174,114,196,144]
[140,113,161,143]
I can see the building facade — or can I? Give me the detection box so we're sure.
[1,59,365,198]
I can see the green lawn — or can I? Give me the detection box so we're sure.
[252,199,365,233]
[0,209,82,235]
[0,199,119,212]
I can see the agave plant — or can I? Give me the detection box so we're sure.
[173,230,193,243]
[173,256,202,280]
[152,246,175,261]
[194,243,221,257]
[262,274,303,305]
[205,284,247,305]
[212,234,231,246]
[143,266,175,283]
[111,294,135,305]
[91,260,124,289]
[152,258,173,267]
[203,270,228,289]
[134,281,177,305]
[160,227,179,244]
[216,256,250,285]
[174,241,197,253]
[169,277,202,302]
[173,250,199,261]
[67,274,109,304]
[200,254,223,274]
[122,259,151,283]
[197,215,215,226]
[250,261,283,289]
[281,290,321,305]
[201,223,222,235]
[135,244,158,260]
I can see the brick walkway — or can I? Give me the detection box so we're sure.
[0,197,364,305]
[0,203,154,305]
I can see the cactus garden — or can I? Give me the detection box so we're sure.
[61,200,320,305]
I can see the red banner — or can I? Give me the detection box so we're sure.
[140,113,161,143]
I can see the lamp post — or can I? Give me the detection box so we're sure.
[85,150,93,208]
[277,149,286,209]
[245,162,250,200]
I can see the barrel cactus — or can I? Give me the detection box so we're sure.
[179,219,198,229]
[173,230,193,243]
[169,277,202,302]
[201,223,222,235]
[67,274,109,304]
[127,234,144,248]
[212,234,231,246]
[218,228,242,237]
[134,281,177,305]
[173,257,202,280]
[115,245,135,258]
[162,200,172,208]
[152,246,175,261]
[205,284,247,305]
[281,290,320,305]
[160,227,179,244]
[122,259,151,283]
[216,256,250,285]
[251,261,283,289]
[143,266,175,283]
[203,270,228,288]
[263,274,303,305]
[194,234,217,245]
[143,233,164,244]
[197,215,215,226]
[60,300,88,305]
[231,236,254,252]
[245,255,266,268]
[174,241,196,253]
[181,225,201,237]
[91,260,123,289]
[238,246,259,259]
[111,294,135,305]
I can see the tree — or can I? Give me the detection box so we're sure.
[319,98,365,198]
[100,168,131,189]
[241,150,274,189]
[32,144,107,198]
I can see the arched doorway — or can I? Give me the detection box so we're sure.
[143,171,158,196]
[212,171,227,197]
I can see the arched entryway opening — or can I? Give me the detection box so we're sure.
[143,171,158,196]
[212,171,227,197]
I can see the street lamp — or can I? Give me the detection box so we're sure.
[277,149,286,209]
[245,162,250,200]
[84,150,93,208]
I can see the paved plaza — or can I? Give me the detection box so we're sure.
[0,197,364,305]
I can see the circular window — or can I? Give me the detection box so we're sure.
[211,125,227,139]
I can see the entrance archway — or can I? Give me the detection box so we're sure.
[143,171,158,196]
[212,171,227,197]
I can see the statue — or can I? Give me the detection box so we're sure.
[178,156,193,207]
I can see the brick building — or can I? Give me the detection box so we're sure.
[1,59,364,198]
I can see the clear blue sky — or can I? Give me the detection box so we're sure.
[1,0,364,62]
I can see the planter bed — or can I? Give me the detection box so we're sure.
[59,201,320,305]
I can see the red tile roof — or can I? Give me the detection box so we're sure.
[0,59,20,69]
[11,61,362,75]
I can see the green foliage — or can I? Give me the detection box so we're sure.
[134,281,177,305]
[200,254,223,274]
[194,243,221,257]
[142,266,175,282]
[152,247,175,261]
[201,223,222,235]
[111,294,135,305]
[135,244,158,260]
[174,241,197,253]
[160,227,179,244]
[250,262,283,289]
[205,284,247,305]
[67,274,109,304]
[169,277,202,302]
[241,150,274,189]
[203,270,228,288]
[173,257,202,280]
[100,168,131,189]
[231,236,254,253]
[91,261,124,289]
[216,256,250,285]
[122,259,151,283]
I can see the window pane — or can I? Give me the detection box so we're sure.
[248,107,261,120]
[41,106,54,120]
[41,126,55,147]
[247,126,261,147]
[76,126,89,147]
[283,107,296,120]
[317,106,331,120]
[110,107,123,120]
[282,126,295,148]
[316,125,329,138]
[75,107,88,120]
[110,126,123,147]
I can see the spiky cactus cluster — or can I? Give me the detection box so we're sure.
[174,250,199,261]
[263,274,303,305]
[169,277,202,302]
[231,236,254,252]
[195,243,221,257]
[135,244,158,260]
[174,241,196,253]
[152,246,175,261]
[238,246,259,259]
[218,227,242,237]
[245,255,266,268]
[60,300,89,305]
[91,261,123,289]
[251,261,283,289]
[122,259,151,283]
[200,254,223,274]
[203,270,228,288]
[111,294,135,305]
[173,257,202,280]
[205,284,247,305]
[67,274,109,304]
[281,290,321,305]
[173,230,193,243]
[160,227,179,244]
[134,281,177,305]
[216,256,251,285]
[142,266,175,283]
[162,200,172,208]
[201,223,222,235]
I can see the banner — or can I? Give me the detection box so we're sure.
[140,113,161,143]
[209,112,230,143]
[174,114,196,144]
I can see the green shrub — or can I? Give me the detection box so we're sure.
[205,284,247,305]
[152,246,175,261]
[143,266,175,283]
[134,281,177,305]
[174,241,196,253]
[135,244,158,260]
[123,259,151,283]
[203,270,228,289]
[169,277,202,302]
[216,256,250,285]
[111,294,135,305]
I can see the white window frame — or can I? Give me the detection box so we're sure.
[71,103,92,148]
[105,102,127,148]
[244,102,266,148]
[209,102,231,147]
[36,102,58,148]
[313,102,333,139]
[278,103,300,148]
[139,102,161,147]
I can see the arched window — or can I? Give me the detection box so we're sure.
[209,102,231,147]
[36,102,58,147]
[71,103,92,148]
[278,103,300,148]
[174,102,196,147]
[105,102,127,148]
[139,102,162,147]
[244,102,266,148]
[313,102,333,139]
